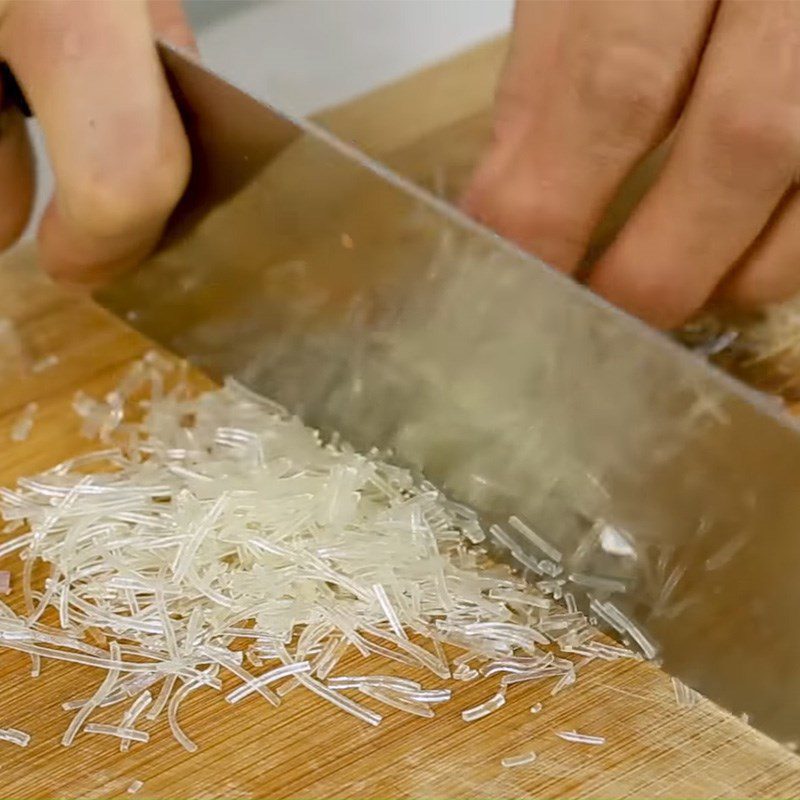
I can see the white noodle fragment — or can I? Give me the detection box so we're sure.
[31,354,60,374]
[671,676,701,708]
[585,641,639,661]
[0,533,32,559]
[501,667,568,687]
[530,702,543,713]
[204,648,280,707]
[10,402,38,442]
[569,573,628,594]
[84,724,149,744]
[402,688,451,704]
[555,730,606,746]
[147,675,177,722]
[127,781,144,795]
[588,599,625,634]
[171,495,229,581]
[168,675,209,753]
[226,662,310,705]
[550,670,576,696]
[358,685,434,718]
[0,727,31,747]
[62,642,121,747]
[453,664,479,681]
[538,559,562,577]
[461,691,506,722]
[508,515,562,562]
[298,673,382,726]
[119,691,152,752]
[314,638,348,680]
[501,751,536,768]
[488,525,542,574]
[327,675,421,692]
[372,584,407,640]
[615,612,659,660]
[0,317,25,368]
[0,570,10,596]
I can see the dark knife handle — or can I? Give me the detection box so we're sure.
[0,63,32,117]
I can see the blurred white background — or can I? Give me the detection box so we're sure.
[187,0,512,115]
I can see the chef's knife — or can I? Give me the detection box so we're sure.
[89,44,800,746]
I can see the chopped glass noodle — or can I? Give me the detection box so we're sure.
[0,570,10,595]
[585,641,639,661]
[0,727,31,747]
[10,402,38,443]
[671,676,701,708]
[296,673,382,727]
[327,675,421,692]
[488,525,542,574]
[312,637,347,680]
[550,670,576,696]
[461,691,506,722]
[62,642,121,747]
[168,672,214,753]
[147,675,177,722]
[0,359,614,751]
[84,723,149,743]
[530,702,543,713]
[482,655,553,677]
[119,691,152,752]
[588,599,626,634]
[373,584,407,640]
[402,688,451,704]
[32,354,60,374]
[453,664,481,681]
[226,662,310,704]
[202,647,280,707]
[569,573,628,594]
[508,516,562,563]
[538,559,562,577]
[0,317,25,368]
[127,781,144,795]
[616,617,658,660]
[501,751,536,768]
[555,730,606,745]
[357,685,434,718]
[557,626,596,649]
[501,666,569,687]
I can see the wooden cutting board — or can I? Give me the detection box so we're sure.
[0,39,798,800]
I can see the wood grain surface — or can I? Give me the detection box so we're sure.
[0,39,799,799]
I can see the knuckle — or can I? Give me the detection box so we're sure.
[595,261,701,329]
[706,102,800,169]
[64,137,190,240]
[726,269,799,309]
[466,174,586,270]
[575,46,675,142]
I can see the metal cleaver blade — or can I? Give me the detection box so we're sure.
[96,43,800,746]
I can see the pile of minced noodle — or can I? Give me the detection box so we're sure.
[0,353,639,753]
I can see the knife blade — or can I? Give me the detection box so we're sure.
[96,43,800,746]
